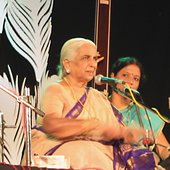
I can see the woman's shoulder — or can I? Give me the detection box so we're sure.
[45,81,66,92]
[41,81,69,104]
[46,82,61,89]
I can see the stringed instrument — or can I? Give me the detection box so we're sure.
[93,0,111,92]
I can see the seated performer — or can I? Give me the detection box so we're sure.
[109,56,170,168]
[22,38,159,169]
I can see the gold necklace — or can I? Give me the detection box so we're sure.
[63,77,88,108]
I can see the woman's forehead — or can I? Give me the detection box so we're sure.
[119,64,141,74]
[75,44,98,56]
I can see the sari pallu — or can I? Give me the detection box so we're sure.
[111,105,156,169]
[112,141,155,170]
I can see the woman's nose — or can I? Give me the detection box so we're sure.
[89,58,97,67]
[127,77,134,85]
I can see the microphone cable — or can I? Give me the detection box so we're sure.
[151,107,170,124]
[124,83,156,147]
[125,84,170,159]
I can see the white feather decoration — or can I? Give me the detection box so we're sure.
[0,0,7,33]
[4,0,54,82]
[0,66,26,164]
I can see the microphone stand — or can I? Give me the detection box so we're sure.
[112,86,141,103]
[0,111,5,162]
[0,111,17,162]
[0,84,45,165]
[0,84,45,117]
[24,87,32,166]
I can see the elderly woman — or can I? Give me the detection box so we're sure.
[23,38,157,169]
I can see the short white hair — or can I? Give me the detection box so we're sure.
[59,38,96,78]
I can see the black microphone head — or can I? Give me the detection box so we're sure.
[124,86,144,103]
[124,87,140,95]
[94,74,103,85]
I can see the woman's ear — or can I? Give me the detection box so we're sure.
[110,72,115,78]
[63,59,71,73]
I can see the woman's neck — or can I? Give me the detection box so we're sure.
[111,91,131,109]
[63,76,87,89]
[63,76,87,100]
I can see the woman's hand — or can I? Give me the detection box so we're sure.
[122,126,146,145]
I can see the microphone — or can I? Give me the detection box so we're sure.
[124,87,143,103]
[124,87,140,96]
[94,74,125,85]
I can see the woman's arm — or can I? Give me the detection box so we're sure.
[155,132,170,160]
[43,113,146,144]
[42,113,123,140]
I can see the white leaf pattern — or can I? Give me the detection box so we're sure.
[4,0,54,82]
[0,0,7,33]
[0,66,26,164]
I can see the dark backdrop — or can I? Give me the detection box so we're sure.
[0,0,170,141]
[109,0,170,141]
